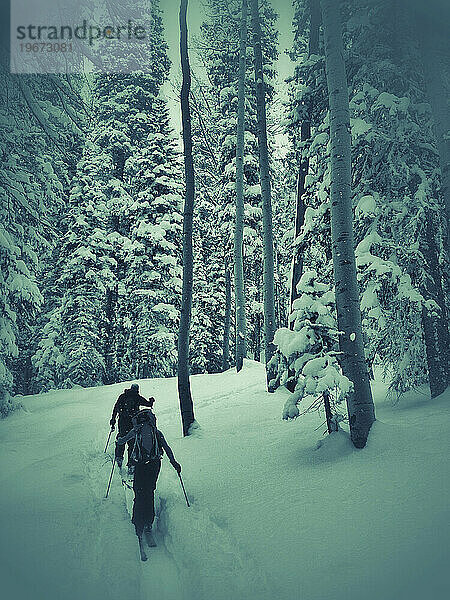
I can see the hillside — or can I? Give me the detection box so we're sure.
[0,361,448,600]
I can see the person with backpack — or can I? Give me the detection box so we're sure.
[116,409,181,552]
[110,384,155,470]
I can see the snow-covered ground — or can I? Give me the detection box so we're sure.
[0,360,449,600]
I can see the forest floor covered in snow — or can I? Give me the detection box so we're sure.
[0,360,449,600]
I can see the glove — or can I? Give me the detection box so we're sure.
[172,461,181,474]
[110,418,115,429]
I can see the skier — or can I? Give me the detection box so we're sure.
[110,384,155,470]
[116,409,181,559]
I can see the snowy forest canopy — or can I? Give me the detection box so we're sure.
[1,0,449,445]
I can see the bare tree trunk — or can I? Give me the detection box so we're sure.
[222,264,232,371]
[289,171,307,325]
[250,0,276,389]
[421,213,450,396]
[234,0,248,373]
[289,0,321,320]
[252,279,262,362]
[103,287,116,384]
[178,0,195,436]
[321,0,375,448]
[323,390,338,434]
[254,311,261,362]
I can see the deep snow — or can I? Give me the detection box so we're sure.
[0,360,449,600]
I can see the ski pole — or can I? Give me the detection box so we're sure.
[178,472,190,507]
[104,427,114,453]
[105,458,116,499]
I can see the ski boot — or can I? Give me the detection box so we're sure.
[138,536,148,561]
[144,525,157,547]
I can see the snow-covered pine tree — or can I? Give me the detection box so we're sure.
[188,77,231,374]
[275,271,348,431]
[287,0,321,313]
[285,0,331,288]
[34,144,113,388]
[123,99,183,378]
[36,0,181,388]
[280,0,332,403]
[285,0,449,402]
[1,68,83,407]
[92,1,171,381]
[28,73,86,393]
[415,0,450,252]
[347,0,449,397]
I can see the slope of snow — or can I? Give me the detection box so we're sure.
[0,360,449,600]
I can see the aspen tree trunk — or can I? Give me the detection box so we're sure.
[289,0,321,319]
[178,0,195,436]
[250,0,276,389]
[234,0,248,373]
[321,0,375,448]
[222,264,232,372]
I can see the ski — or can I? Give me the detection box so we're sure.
[119,467,152,561]
[118,466,159,561]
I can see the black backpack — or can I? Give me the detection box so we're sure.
[130,411,162,463]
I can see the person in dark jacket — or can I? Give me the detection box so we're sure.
[117,409,181,548]
[110,384,155,468]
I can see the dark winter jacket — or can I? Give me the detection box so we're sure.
[111,389,154,427]
[117,422,177,466]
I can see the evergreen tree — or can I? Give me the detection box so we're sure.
[285,0,449,402]
[0,69,82,408]
[347,0,449,396]
[123,100,183,378]
[415,0,450,251]
[34,144,113,388]
[35,0,181,389]
[288,0,321,313]
[275,271,347,431]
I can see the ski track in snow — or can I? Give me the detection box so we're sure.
[158,491,276,600]
[82,443,186,600]
[119,467,185,600]
[136,365,276,600]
